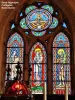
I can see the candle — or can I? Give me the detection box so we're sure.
[65,84,68,100]
[44,82,47,100]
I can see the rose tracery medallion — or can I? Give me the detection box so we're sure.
[26,9,52,31]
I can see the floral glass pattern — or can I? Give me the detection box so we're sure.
[26,9,52,31]
[20,4,58,36]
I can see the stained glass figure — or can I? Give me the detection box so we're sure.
[29,42,47,94]
[26,9,52,31]
[32,31,46,36]
[20,18,29,29]
[6,33,24,85]
[53,32,71,94]
[41,5,54,14]
[25,5,37,15]
[53,48,70,64]
[49,17,58,29]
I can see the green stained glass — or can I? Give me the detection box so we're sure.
[25,5,37,15]
[50,17,58,29]
[32,31,46,36]
[31,86,43,94]
[41,5,54,14]
[20,18,28,29]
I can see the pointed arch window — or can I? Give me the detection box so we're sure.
[29,42,47,94]
[52,32,71,94]
[5,33,24,86]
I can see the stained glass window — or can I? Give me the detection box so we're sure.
[20,3,59,36]
[5,33,24,86]
[26,9,52,31]
[29,42,47,94]
[53,32,71,94]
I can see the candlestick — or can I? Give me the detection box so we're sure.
[44,82,47,100]
[65,84,68,100]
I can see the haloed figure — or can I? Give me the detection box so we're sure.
[34,48,43,85]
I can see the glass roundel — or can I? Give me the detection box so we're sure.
[26,9,52,31]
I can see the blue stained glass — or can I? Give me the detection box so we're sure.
[25,32,29,35]
[11,36,20,43]
[11,23,15,29]
[41,14,48,20]
[10,48,20,57]
[12,43,18,47]
[41,5,54,14]
[49,17,58,29]
[20,12,23,17]
[62,22,67,28]
[56,35,66,41]
[53,32,70,47]
[30,15,36,20]
[56,42,65,47]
